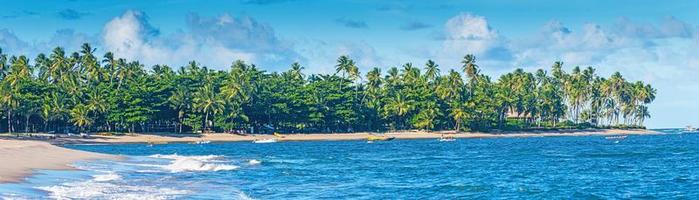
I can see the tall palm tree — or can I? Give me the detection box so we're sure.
[461,54,479,82]
[450,102,467,132]
[6,56,32,87]
[34,53,50,82]
[0,84,19,134]
[69,104,93,133]
[86,89,108,123]
[115,58,130,90]
[0,48,8,80]
[194,84,225,132]
[335,55,350,78]
[335,55,359,81]
[423,60,440,82]
[102,52,118,86]
[49,47,68,83]
[436,70,463,101]
[289,62,305,80]
[80,43,102,83]
[169,86,189,133]
[414,101,439,130]
[40,97,52,132]
[401,63,420,82]
[384,93,413,129]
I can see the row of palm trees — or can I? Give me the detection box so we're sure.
[0,43,655,134]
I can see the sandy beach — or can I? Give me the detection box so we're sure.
[0,139,118,183]
[41,128,659,144]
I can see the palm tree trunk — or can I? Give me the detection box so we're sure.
[203,112,209,132]
[179,119,183,133]
[455,119,460,132]
[7,109,12,134]
[25,115,30,133]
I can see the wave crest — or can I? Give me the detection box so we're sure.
[148,154,239,172]
[165,157,239,172]
[92,172,121,182]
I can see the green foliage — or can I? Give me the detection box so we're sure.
[0,45,657,134]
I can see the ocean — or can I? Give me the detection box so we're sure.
[2,129,698,199]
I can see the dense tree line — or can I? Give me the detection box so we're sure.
[0,43,655,134]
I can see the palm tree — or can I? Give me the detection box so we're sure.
[0,84,19,134]
[115,58,130,90]
[436,70,463,101]
[169,87,189,133]
[6,56,32,87]
[80,43,102,83]
[335,55,359,81]
[461,54,479,82]
[423,60,440,82]
[86,89,108,129]
[289,62,305,80]
[401,63,420,82]
[70,104,93,133]
[384,93,413,129]
[102,52,118,85]
[194,84,225,132]
[414,101,439,130]
[450,102,467,132]
[34,53,50,82]
[0,48,8,80]
[363,67,382,105]
[335,55,350,78]
[49,47,68,83]
[49,92,69,132]
[40,98,52,132]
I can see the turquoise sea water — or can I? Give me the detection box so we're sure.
[2,129,699,199]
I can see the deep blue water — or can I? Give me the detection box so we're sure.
[2,130,699,199]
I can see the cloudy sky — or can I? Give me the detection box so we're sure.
[1,0,698,128]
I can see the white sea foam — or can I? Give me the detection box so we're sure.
[37,180,189,200]
[0,194,29,200]
[92,172,121,182]
[148,154,239,172]
[148,154,223,161]
[237,192,257,200]
[248,159,262,165]
[164,157,239,172]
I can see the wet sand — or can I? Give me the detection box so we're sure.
[0,139,118,183]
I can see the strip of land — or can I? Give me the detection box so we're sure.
[0,139,118,183]
[34,128,660,144]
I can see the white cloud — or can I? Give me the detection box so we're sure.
[295,39,389,75]
[337,41,384,71]
[101,10,300,69]
[439,13,502,55]
[434,13,512,72]
[0,29,31,54]
[102,10,168,64]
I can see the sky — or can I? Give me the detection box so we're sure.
[0,0,698,128]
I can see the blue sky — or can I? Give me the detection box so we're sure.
[1,0,698,128]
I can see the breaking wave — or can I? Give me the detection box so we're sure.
[148,154,239,172]
[37,171,188,200]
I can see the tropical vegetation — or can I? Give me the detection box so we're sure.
[0,44,656,134]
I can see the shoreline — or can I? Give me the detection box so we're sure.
[20,128,662,145]
[0,128,660,184]
[0,139,119,183]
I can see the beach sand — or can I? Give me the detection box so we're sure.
[48,128,659,144]
[0,139,118,183]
